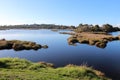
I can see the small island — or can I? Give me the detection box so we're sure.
[0,39,48,51]
[68,24,120,48]
[68,32,120,48]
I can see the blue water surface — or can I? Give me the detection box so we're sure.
[0,29,120,79]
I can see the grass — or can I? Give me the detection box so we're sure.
[0,58,111,80]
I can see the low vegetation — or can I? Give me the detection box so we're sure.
[59,32,75,35]
[67,23,120,48]
[75,24,120,32]
[0,58,111,80]
[0,39,48,51]
[68,32,120,48]
[0,24,75,30]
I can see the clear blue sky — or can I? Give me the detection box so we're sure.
[0,0,120,26]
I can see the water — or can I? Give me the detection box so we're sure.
[109,31,120,36]
[0,29,120,80]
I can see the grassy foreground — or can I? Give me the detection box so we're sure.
[0,58,111,80]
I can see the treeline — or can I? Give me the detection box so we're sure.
[0,24,75,30]
[0,23,120,32]
[75,24,120,32]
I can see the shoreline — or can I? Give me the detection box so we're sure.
[0,58,111,80]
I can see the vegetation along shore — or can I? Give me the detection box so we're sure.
[0,58,111,80]
[68,32,120,48]
[67,24,120,48]
[0,23,119,79]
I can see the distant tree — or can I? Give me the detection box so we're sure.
[113,27,120,31]
[70,26,76,29]
[102,24,113,32]
[91,25,100,32]
[75,24,92,32]
[78,23,83,27]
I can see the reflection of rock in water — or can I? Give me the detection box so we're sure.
[42,45,48,48]
[68,40,107,48]
[68,42,77,46]
[67,33,120,48]
[95,42,107,48]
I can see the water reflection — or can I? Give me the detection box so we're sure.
[68,42,107,48]
[0,29,119,79]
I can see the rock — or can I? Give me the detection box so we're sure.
[32,44,42,50]
[118,35,120,40]
[107,37,114,41]
[95,42,106,48]
[28,42,36,46]
[42,45,48,48]
[68,37,78,44]
[0,41,12,49]
[89,40,96,45]
[79,39,89,44]
[113,37,119,40]
[12,43,25,51]
[24,45,31,50]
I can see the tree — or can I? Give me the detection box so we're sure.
[113,27,120,31]
[91,25,100,32]
[102,24,113,32]
[70,26,76,29]
[78,23,83,27]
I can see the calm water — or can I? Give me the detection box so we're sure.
[0,29,120,80]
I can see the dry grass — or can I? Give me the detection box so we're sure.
[0,39,48,51]
[76,32,112,40]
[68,32,120,48]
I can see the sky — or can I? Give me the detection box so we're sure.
[0,0,120,26]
